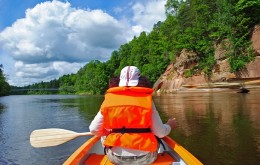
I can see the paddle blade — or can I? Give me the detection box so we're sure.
[30,128,92,148]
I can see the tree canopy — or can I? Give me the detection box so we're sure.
[0,64,11,96]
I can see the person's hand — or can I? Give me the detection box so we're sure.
[166,118,178,130]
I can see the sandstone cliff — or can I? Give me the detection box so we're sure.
[155,25,260,93]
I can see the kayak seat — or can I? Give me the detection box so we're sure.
[84,152,175,165]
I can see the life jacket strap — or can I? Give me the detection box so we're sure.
[155,136,166,154]
[111,127,151,134]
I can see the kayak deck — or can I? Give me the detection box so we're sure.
[63,136,202,165]
[85,152,175,165]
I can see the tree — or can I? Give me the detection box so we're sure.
[0,64,11,96]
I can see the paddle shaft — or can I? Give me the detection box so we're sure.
[30,128,93,148]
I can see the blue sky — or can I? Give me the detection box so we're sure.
[0,0,167,86]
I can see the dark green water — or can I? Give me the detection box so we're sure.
[0,92,259,165]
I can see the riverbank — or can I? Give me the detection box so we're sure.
[155,79,260,94]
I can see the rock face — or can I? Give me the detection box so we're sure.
[252,25,260,54]
[155,25,260,93]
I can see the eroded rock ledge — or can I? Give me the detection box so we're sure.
[154,25,260,93]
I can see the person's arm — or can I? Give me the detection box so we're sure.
[151,102,177,138]
[89,111,109,136]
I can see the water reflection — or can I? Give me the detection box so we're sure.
[153,91,260,165]
[0,102,4,114]
[1,93,259,165]
[0,95,104,165]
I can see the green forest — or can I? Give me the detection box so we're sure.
[4,0,260,95]
[0,64,11,96]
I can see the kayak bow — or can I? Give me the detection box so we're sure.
[63,136,203,165]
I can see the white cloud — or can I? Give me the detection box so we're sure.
[15,61,59,79]
[52,61,84,76]
[13,61,84,86]
[131,0,166,32]
[0,0,166,86]
[132,25,144,34]
[0,0,127,64]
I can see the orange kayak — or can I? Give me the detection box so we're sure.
[63,136,203,165]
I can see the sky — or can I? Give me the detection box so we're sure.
[0,0,167,87]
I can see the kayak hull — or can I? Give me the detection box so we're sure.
[63,136,203,165]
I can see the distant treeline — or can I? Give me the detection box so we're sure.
[10,0,260,95]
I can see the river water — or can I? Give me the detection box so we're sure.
[0,91,260,165]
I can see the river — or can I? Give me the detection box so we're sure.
[0,91,260,165]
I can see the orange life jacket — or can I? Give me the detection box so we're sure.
[100,86,158,152]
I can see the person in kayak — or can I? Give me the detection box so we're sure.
[89,66,177,165]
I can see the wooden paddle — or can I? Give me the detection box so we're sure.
[30,128,93,148]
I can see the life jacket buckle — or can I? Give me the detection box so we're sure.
[121,126,126,134]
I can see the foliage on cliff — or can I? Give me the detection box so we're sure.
[15,0,260,95]
[165,0,259,74]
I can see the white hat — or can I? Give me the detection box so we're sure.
[119,66,140,87]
